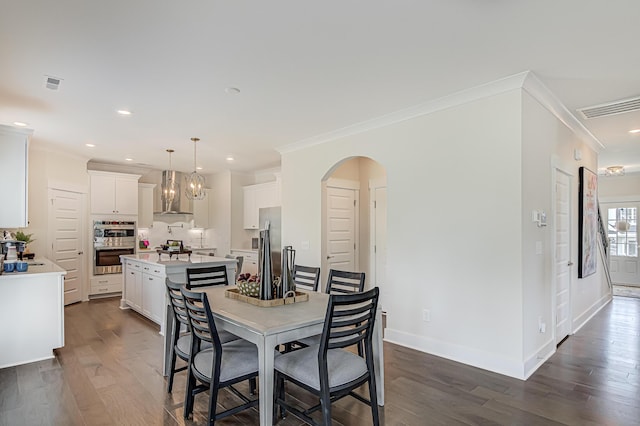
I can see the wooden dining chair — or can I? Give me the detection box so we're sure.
[274,287,380,426]
[324,269,365,294]
[181,287,259,424]
[291,269,367,353]
[165,278,241,393]
[292,265,321,292]
[186,265,229,289]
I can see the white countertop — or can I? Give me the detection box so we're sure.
[230,248,258,253]
[121,253,237,267]
[0,258,66,280]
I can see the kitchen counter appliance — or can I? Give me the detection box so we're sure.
[93,220,136,275]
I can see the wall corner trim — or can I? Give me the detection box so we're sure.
[522,73,604,152]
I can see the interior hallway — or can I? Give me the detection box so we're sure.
[0,295,638,425]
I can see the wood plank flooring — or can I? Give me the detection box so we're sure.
[1,296,639,425]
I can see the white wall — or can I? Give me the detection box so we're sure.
[283,89,526,377]
[599,173,640,200]
[282,77,610,379]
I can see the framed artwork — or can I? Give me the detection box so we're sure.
[578,166,598,278]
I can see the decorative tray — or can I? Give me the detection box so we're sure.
[225,288,309,307]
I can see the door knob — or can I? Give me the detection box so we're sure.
[567,261,574,266]
[78,251,84,255]
[326,255,334,259]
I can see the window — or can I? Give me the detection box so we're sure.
[607,207,637,257]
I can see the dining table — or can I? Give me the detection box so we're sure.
[162,285,384,426]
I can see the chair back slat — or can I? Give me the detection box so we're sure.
[325,269,365,294]
[319,287,379,354]
[186,265,229,289]
[166,279,190,328]
[293,265,320,292]
[180,287,223,353]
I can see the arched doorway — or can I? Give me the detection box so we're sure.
[321,156,389,313]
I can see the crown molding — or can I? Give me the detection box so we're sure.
[278,71,604,155]
[521,72,604,151]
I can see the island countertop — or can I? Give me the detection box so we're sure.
[120,253,237,268]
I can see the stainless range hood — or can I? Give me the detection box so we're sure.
[153,170,193,215]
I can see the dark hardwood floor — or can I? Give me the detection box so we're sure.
[1,296,639,425]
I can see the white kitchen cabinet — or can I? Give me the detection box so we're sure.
[0,125,32,228]
[123,259,165,324]
[90,273,123,296]
[89,171,141,215]
[243,181,280,229]
[231,249,258,275]
[138,183,156,228]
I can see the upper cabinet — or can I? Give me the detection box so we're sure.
[89,171,141,215]
[0,125,32,228]
[243,181,280,229]
[138,183,156,228]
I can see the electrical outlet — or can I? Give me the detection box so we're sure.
[422,309,431,322]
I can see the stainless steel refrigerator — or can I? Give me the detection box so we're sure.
[259,206,281,277]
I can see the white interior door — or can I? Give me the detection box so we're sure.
[324,186,358,282]
[604,203,640,286]
[49,189,84,305]
[372,186,388,310]
[555,169,572,344]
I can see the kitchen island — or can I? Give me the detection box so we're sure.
[119,253,237,334]
[0,258,66,368]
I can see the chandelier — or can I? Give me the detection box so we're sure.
[604,165,625,177]
[161,149,178,211]
[185,137,206,200]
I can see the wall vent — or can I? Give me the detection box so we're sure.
[578,96,640,119]
[44,75,62,90]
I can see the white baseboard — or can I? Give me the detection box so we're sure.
[523,338,555,379]
[384,329,526,380]
[572,293,612,334]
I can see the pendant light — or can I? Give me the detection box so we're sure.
[185,137,206,200]
[161,149,178,212]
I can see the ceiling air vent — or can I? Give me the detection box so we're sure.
[44,75,62,90]
[578,96,640,119]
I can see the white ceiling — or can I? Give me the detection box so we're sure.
[2,1,640,175]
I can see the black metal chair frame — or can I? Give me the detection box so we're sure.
[166,278,205,393]
[292,264,321,292]
[324,269,365,294]
[186,265,229,289]
[181,287,259,424]
[274,287,380,426]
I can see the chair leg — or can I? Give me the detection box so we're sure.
[184,370,196,419]
[167,349,178,393]
[249,377,257,395]
[319,387,332,426]
[208,379,220,426]
[368,375,380,426]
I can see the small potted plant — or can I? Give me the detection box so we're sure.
[14,230,35,254]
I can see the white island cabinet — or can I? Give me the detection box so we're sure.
[119,253,237,334]
[0,259,66,368]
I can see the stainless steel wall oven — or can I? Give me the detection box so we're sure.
[93,220,136,275]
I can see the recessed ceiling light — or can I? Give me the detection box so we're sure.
[226,155,235,162]
[196,166,203,170]
[85,143,95,148]
[13,121,28,127]
[117,110,132,115]
[125,158,133,162]
[629,129,640,134]
[225,87,240,94]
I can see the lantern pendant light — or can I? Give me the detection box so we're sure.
[161,149,178,211]
[185,137,206,200]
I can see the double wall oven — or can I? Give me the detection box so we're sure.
[93,220,136,275]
